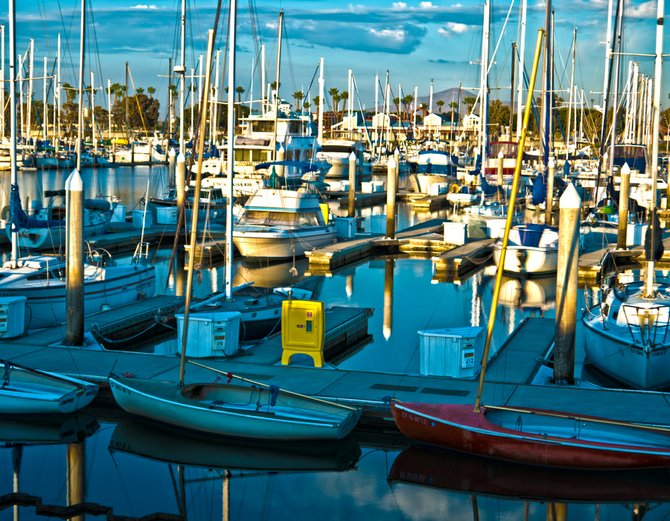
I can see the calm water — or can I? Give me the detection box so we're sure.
[1,166,667,520]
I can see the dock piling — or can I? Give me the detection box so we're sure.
[385,156,397,239]
[617,162,630,249]
[554,182,581,385]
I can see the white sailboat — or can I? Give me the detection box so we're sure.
[109,23,361,441]
[582,0,669,390]
[0,0,156,330]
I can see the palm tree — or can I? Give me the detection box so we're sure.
[135,87,145,95]
[328,87,340,113]
[293,90,304,112]
[147,86,156,98]
[340,91,349,116]
[436,99,445,114]
[236,86,245,103]
[402,94,414,120]
[464,96,477,114]
[450,101,458,122]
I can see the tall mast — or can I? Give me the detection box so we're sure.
[272,9,283,161]
[566,27,577,157]
[225,0,238,301]
[56,34,61,153]
[42,56,47,141]
[178,0,186,155]
[515,0,527,139]
[643,0,664,298]
[479,0,490,168]
[0,25,4,141]
[26,39,32,146]
[8,0,17,265]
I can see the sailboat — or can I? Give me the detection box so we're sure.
[391,26,670,470]
[0,0,156,331]
[581,0,669,390]
[0,359,98,414]
[109,23,361,442]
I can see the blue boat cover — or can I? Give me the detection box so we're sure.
[9,184,61,231]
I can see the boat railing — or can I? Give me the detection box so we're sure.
[620,303,670,347]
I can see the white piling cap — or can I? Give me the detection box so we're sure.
[177,152,186,163]
[387,156,396,168]
[621,162,630,174]
[65,168,82,192]
[559,181,581,209]
[349,151,356,162]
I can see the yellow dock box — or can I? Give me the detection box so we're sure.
[319,203,330,224]
[281,300,325,367]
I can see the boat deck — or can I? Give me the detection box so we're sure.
[4,316,670,427]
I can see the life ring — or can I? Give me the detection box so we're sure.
[449,183,461,194]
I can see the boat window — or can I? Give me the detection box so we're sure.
[240,209,323,227]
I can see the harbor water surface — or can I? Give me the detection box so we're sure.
[0,165,665,520]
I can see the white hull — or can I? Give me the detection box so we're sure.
[109,376,361,441]
[0,261,156,329]
[233,229,337,259]
[0,363,98,414]
[582,313,670,389]
[493,243,558,276]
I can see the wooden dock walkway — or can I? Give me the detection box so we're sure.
[306,220,446,273]
[5,316,670,427]
[431,239,494,283]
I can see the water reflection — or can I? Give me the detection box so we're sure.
[388,446,670,519]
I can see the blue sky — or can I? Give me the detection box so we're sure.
[2,0,667,115]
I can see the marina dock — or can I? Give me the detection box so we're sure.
[4,315,670,428]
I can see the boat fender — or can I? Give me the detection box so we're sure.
[269,385,279,406]
[450,183,460,194]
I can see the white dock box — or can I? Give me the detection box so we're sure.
[335,217,357,239]
[111,203,127,223]
[0,296,26,338]
[443,221,468,245]
[155,206,178,225]
[132,209,153,229]
[176,311,241,357]
[419,326,485,378]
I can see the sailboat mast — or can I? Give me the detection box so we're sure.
[179,0,186,155]
[474,29,545,412]
[225,0,238,301]
[272,9,283,161]
[479,0,490,167]
[8,0,16,266]
[179,29,216,386]
[643,0,664,298]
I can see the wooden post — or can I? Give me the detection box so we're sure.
[554,181,581,384]
[65,168,84,346]
[496,150,504,202]
[617,162,630,249]
[545,156,555,225]
[383,258,394,340]
[347,151,356,217]
[67,443,84,521]
[385,156,397,239]
[176,152,186,220]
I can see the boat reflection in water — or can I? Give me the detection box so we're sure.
[498,273,556,314]
[389,445,670,505]
[0,413,100,446]
[109,417,362,472]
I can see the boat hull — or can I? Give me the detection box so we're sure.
[109,376,361,441]
[0,264,156,329]
[0,364,98,414]
[582,308,670,390]
[492,243,558,275]
[391,401,670,469]
[233,229,337,259]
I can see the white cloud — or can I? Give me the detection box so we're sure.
[419,1,435,8]
[392,2,408,9]
[628,0,655,18]
[131,4,157,9]
[438,22,469,36]
[368,27,406,43]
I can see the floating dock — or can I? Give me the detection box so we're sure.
[4,315,670,428]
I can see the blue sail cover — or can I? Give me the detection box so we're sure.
[479,173,498,197]
[531,173,547,205]
[9,184,61,232]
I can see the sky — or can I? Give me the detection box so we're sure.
[1,0,667,117]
